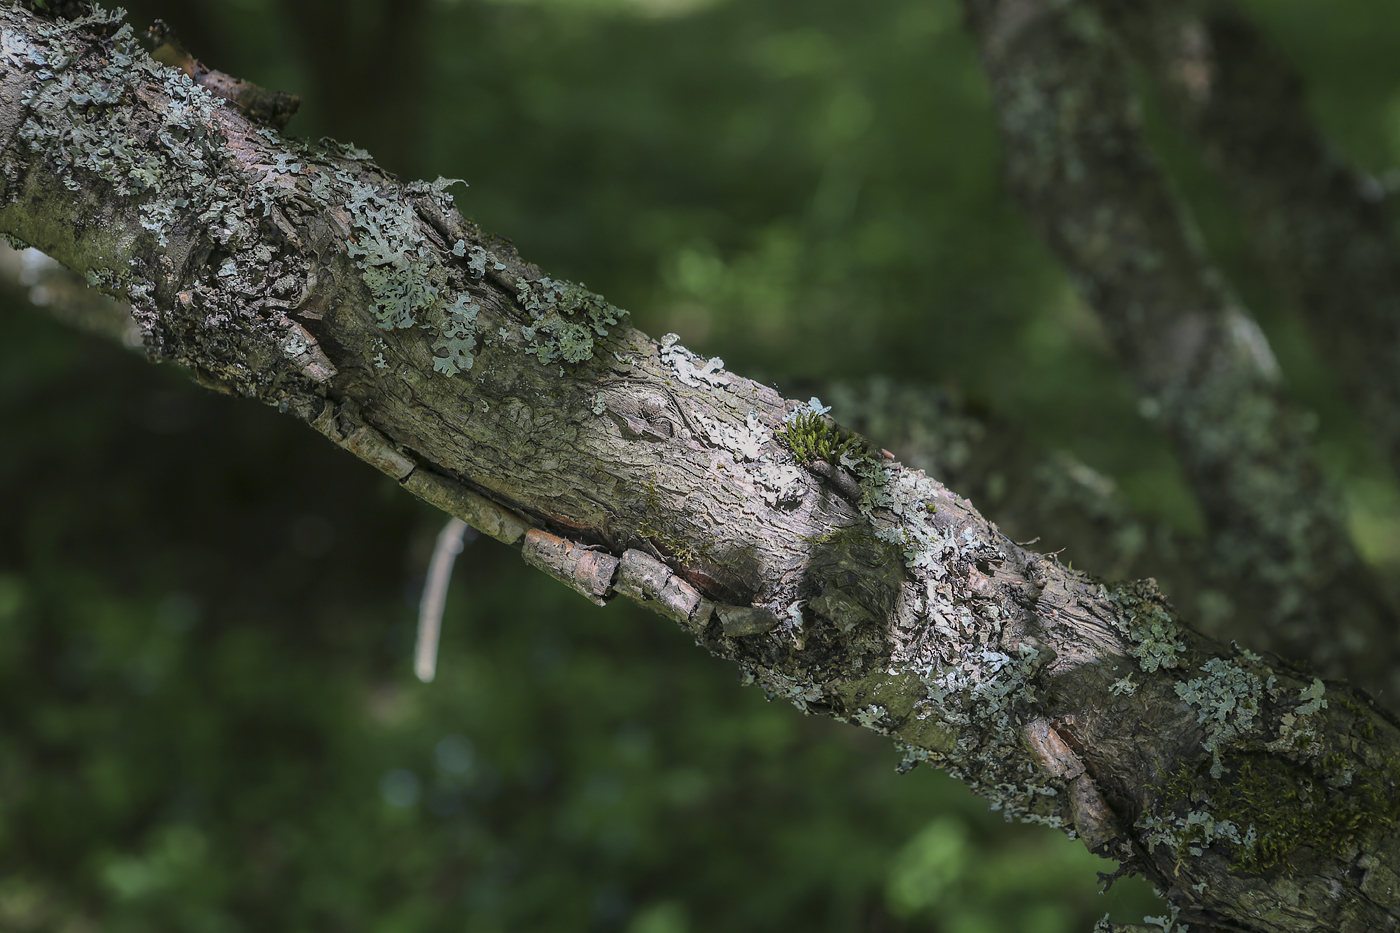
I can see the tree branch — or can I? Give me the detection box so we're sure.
[4,5,1400,929]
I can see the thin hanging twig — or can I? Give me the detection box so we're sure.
[415,517,471,682]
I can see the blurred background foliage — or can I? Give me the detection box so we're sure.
[2,0,1399,929]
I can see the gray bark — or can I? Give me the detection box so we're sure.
[3,5,1399,930]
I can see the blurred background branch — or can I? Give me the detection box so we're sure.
[962,0,1400,695]
[1100,0,1400,482]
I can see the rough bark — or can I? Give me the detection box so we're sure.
[0,244,1230,641]
[2,5,1400,930]
[831,378,1219,639]
[0,250,1232,657]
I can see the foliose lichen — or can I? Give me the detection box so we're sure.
[1296,677,1327,715]
[515,276,627,365]
[431,294,477,376]
[1106,581,1186,673]
[9,9,245,271]
[659,333,728,387]
[343,182,441,331]
[1174,656,1268,777]
[1109,675,1137,695]
[699,409,768,461]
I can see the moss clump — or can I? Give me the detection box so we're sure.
[778,410,866,465]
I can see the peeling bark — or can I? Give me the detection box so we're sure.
[3,5,1400,930]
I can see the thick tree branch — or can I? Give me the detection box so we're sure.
[0,247,1220,631]
[960,0,1400,700]
[4,6,1400,929]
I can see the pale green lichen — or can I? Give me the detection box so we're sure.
[745,667,825,714]
[515,276,627,365]
[430,294,478,376]
[4,5,281,324]
[138,196,186,246]
[10,10,237,260]
[1297,677,1327,715]
[465,244,490,278]
[865,468,954,575]
[1107,581,1186,673]
[699,409,768,461]
[344,182,440,331]
[753,460,804,505]
[1175,657,1265,777]
[850,705,891,732]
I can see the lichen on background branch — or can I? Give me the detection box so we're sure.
[1094,0,1400,483]
[960,0,1400,701]
[3,5,1400,931]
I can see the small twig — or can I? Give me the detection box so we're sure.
[148,19,300,130]
[415,517,472,682]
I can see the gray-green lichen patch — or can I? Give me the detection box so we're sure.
[851,704,891,732]
[431,294,477,376]
[302,158,495,378]
[1106,579,1186,673]
[863,465,957,575]
[11,18,159,198]
[454,240,491,278]
[343,182,441,331]
[830,446,1070,829]
[1174,656,1269,777]
[698,409,768,461]
[745,666,826,714]
[1,4,287,362]
[1296,677,1327,715]
[1109,675,1137,695]
[515,276,627,365]
[752,460,804,506]
[1263,676,1330,755]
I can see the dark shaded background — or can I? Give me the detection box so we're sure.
[3,0,1398,929]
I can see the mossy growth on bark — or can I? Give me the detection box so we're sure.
[1157,748,1400,873]
[778,408,865,465]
